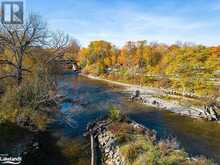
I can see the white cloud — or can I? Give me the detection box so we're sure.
[46,1,220,47]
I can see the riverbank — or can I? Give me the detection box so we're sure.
[87,116,216,165]
[54,73,220,164]
[80,73,220,122]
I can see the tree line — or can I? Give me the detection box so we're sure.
[0,14,219,100]
[77,40,220,98]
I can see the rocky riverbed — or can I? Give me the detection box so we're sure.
[128,87,219,121]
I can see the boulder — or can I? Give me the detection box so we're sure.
[130,90,140,101]
[97,131,126,165]
[203,104,218,121]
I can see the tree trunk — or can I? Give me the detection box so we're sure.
[17,52,23,86]
[17,70,22,86]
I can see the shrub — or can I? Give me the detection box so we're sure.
[113,122,216,165]
[16,84,38,107]
[108,104,121,121]
[0,101,50,131]
[0,104,19,124]
[0,70,52,131]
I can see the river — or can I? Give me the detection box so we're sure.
[52,72,220,164]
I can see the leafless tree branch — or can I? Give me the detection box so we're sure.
[0,14,47,85]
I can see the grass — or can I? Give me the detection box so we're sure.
[108,104,122,121]
[108,121,215,165]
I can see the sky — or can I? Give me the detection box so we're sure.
[24,0,220,47]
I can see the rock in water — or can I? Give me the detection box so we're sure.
[130,90,140,101]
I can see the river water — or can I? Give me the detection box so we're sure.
[53,72,220,164]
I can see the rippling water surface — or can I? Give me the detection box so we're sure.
[52,72,220,164]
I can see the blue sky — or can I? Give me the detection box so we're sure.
[25,0,220,47]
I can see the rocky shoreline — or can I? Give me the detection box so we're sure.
[81,73,220,122]
[86,118,126,165]
[129,88,219,121]
[86,117,216,165]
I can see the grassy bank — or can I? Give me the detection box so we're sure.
[109,121,215,165]
[98,108,216,165]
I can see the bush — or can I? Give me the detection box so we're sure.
[0,100,50,131]
[0,69,52,131]
[111,122,216,165]
[0,104,19,124]
[16,84,38,107]
[108,104,121,121]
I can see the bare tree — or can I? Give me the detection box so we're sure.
[64,39,80,60]
[0,14,47,86]
[46,31,70,64]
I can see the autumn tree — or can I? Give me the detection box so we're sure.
[136,40,147,68]
[79,40,114,74]
[111,45,120,66]
[78,40,219,97]
[0,14,47,86]
[120,41,137,67]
